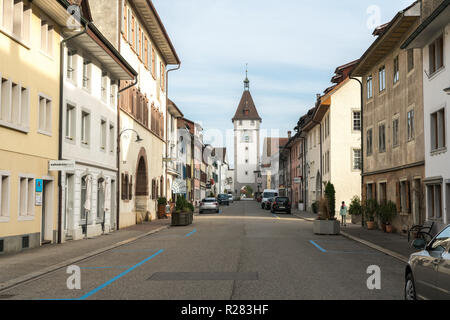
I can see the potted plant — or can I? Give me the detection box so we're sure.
[313,182,340,235]
[383,201,397,233]
[157,197,168,219]
[171,195,194,226]
[364,199,378,230]
[348,196,362,224]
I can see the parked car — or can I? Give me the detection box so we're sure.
[271,197,291,214]
[261,189,279,209]
[227,194,234,204]
[217,194,230,206]
[264,197,275,210]
[199,198,220,214]
[405,224,450,300]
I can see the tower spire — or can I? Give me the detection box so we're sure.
[244,63,250,91]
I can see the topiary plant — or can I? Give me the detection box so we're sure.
[157,197,167,206]
[363,198,378,222]
[349,196,362,216]
[324,182,336,220]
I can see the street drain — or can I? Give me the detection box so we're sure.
[148,272,259,281]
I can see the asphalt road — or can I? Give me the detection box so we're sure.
[3,200,406,300]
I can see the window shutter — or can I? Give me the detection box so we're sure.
[121,173,126,200]
[406,180,411,213]
[373,184,377,203]
[123,1,127,39]
[144,38,148,68]
[152,48,156,77]
[396,182,401,213]
[131,15,135,49]
[129,176,133,200]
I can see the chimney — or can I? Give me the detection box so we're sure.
[288,131,292,139]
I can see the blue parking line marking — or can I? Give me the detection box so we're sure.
[78,249,164,300]
[310,240,327,253]
[185,229,197,238]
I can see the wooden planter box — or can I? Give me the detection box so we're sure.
[313,220,340,235]
[171,212,193,226]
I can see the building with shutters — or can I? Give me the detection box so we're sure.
[351,1,426,233]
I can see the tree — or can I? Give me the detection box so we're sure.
[324,182,336,220]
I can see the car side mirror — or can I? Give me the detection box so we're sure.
[412,239,427,250]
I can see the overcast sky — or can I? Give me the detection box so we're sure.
[152,0,414,167]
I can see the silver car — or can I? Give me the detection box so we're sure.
[227,194,234,204]
[405,224,450,300]
[199,198,220,214]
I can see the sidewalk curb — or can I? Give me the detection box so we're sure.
[293,213,409,264]
[340,231,409,264]
[0,225,169,293]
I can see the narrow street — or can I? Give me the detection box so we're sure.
[3,201,405,300]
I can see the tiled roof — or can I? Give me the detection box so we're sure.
[232,90,262,122]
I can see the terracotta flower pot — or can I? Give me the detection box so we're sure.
[367,221,376,230]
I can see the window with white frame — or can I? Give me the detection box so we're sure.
[407,109,415,141]
[109,123,115,153]
[367,75,373,99]
[65,103,75,141]
[100,119,107,151]
[38,95,51,134]
[0,0,31,44]
[18,176,34,217]
[82,60,91,90]
[66,50,77,82]
[427,184,442,219]
[101,72,108,102]
[40,15,53,56]
[353,149,361,170]
[0,173,10,218]
[431,108,446,151]
[379,66,386,92]
[353,111,361,131]
[81,110,90,146]
[0,77,29,131]
[110,80,117,107]
[429,35,444,75]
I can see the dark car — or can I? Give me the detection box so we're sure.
[271,197,291,214]
[264,198,275,210]
[217,194,230,206]
[405,224,450,300]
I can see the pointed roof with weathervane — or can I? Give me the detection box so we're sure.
[232,65,262,122]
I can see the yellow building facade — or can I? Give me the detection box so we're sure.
[0,0,63,254]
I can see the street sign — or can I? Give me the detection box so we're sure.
[293,177,302,184]
[49,160,75,172]
[35,192,43,206]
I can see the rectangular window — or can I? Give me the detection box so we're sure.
[110,80,117,107]
[81,111,90,145]
[40,17,53,55]
[393,118,399,147]
[151,48,156,78]
[393,56,399,84]
[18,176,34,217]
[1,0,31,43]
[378,124,386,153]
[353,111,361,131]
[0,174,10,218]
[100,119,107,151]
[367,128,373,156]
[0,78,29,130]
[407,49,414,72]
[379,66,386,92]
[430,108,446,151]
[429,35,444,75]
[82,60,91,90]
[38,95,51,133]
[67,50,76,81]
[101,72,108,102]
[353,149,361,170]
[367,75,373,99]
[427,184,442,219]
[65,103,75,140]
[407,109,415,141]
[109,123,115,153]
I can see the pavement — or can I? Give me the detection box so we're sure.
[0,201,407,300]
[0,219,170,291]
[292,209,416,263]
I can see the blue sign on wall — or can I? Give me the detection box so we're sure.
[36,179,43,193]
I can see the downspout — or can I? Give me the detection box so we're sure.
[298,135,306,210]
[165,63,181,200]
[312,120,323,196]
[58,25,89,244]
[116,77,138,230]
[350,76,364,227]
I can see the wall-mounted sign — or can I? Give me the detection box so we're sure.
[35,192,43,206]
[293,177,302,184]
[36,179,43,193]
[49,160,76,172]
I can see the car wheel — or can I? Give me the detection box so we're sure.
[199,211,203,214]
[287,210,291,215]
[405,273,416,301]
[271,209,274,214]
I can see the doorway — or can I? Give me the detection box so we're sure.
[41,180,53,245]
